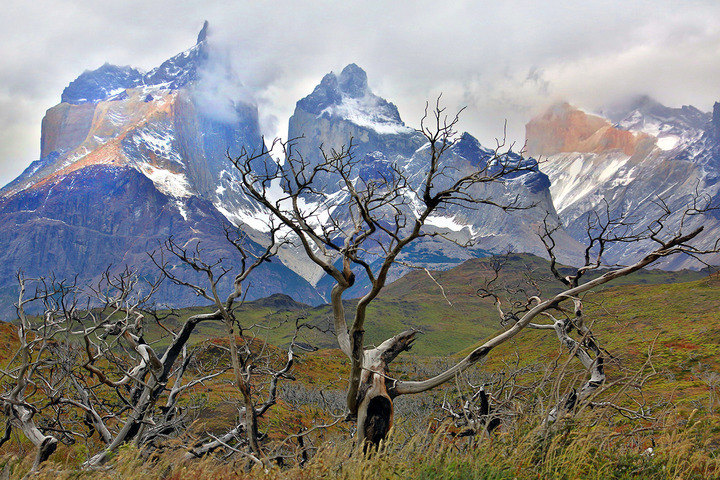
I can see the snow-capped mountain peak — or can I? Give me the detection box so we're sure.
[2,21,263,214]
[60,23,211,106]
[599,95,710,153]
[61,64,145,104]
[297,63,412,135]
[528,98,720,269]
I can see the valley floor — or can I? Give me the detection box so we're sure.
[1,261,719,478]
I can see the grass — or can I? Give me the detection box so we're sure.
[146,254,708,357]
[1,254,719,477]
[4,408,719,479]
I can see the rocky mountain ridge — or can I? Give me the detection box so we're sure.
[527,97,720,269]
[1,22,715,317]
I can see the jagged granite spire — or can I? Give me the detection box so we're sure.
[197,20,209,44]
[295,63,404,127]
[337,63,368,98]
[712,102,720,137]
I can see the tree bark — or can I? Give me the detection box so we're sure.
[352,331,417,446]
[5,404,57,473]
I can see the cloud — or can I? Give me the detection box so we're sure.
[0,95,41,181]
[2,0,720,184]
[192,45,258,124]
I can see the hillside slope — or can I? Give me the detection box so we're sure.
[169,254,709,360]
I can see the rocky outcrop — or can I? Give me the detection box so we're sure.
[40,102,96,158]
[197,20,209,44]
[526,102,653,157]
[527,98,720,269]
[289,65,582,294]
[712,102,720,138]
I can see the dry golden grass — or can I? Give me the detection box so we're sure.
[2,406,718,480]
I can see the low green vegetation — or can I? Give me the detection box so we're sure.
[1,254,718,478]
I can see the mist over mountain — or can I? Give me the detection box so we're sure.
[0,22,322,314]
[0,21,717,317]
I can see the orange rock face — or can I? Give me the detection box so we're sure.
[40,102,96,158]
[526,102,650,157]
[29,89,180,192]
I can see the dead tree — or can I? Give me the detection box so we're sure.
[76,267,236,468]
[232,101,720,447]
[475,199,720,428]
[152,226,302,465]
[0,270,215,470]
[183,317,309,464]
[441,383,502,437]
[232,101,537,446]
[0,274,66,473]
[1,217,301,470]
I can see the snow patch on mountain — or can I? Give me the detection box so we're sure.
[425,214,474,233]
[541,151,632,214]
[131,127,183,164]
[656,136,680,151]
[175,199,188,220]
[214,203,272,232]
[107,109,128,127]
[136,163,192,198]
[320,96,413,135]
[62,147,90,168]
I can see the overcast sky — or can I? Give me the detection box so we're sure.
[2,0,720,185]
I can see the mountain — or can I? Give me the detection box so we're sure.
[526,98,720,269]
[287,64,582,294]
[0,29,596,314]
[0,22,323,316]
[3,21,266,219]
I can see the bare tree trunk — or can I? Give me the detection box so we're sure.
[184,414,246,460]
[5,405,57,473]
[352,331,417,446]
[226,322,263,459]
[545,304,605,424]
